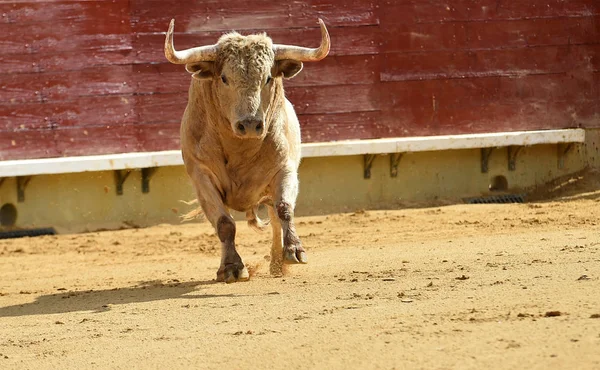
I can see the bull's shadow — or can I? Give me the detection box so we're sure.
[0,279,239,317]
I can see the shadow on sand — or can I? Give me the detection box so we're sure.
[526,168,600,203]
[0,279,239,317]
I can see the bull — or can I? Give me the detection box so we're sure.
[164,19,330,283]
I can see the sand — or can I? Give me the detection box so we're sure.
[1,170,599,369]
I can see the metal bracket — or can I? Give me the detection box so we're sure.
[390,153,403,177]
[557,143,575,169]
[16,176,32,202]
[480,148,494,173]
[114,170,132,196]
[364,154,376,179]
[507,146,523,171]
[141,167,158,193]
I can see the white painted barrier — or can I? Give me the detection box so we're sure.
[0,129,585,177]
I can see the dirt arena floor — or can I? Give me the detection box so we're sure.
[1,170,599,369]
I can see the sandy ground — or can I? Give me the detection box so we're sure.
[1,171,600,370]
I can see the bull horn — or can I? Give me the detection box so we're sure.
[164,19,217,64]
[273,18,330,61]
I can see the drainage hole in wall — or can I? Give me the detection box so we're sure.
[489,175,508,192]
[0,203,18,227]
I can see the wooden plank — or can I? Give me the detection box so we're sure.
[0,0,119,5]
[0,129,586,177]
[132,54,378,94]
[377,73,599,136]
[1,111,382,161]
[287,84,378,115]
[5,72,594,153]
[0,2,131,56]
[379,74,599,109]
[0,129,60,160]
[135,122,181,152]
[380,0,599,24]
[381,16,600,53]
[56,124,141,157]
[495,73,599,102]
[131,0,378,33]
[0,150,185,177]
[301,129,586,157]
[379,1,495,24]
[0,49,133,74]
[133,83,378,125]
[379,76,600,108]
[133,94,187,125]
[2,99,595,160]
[493,0,600,20]
[299,111,384,142]
[0,95,136,131]
[1,111,384,158]
[131,63,190,95]
[381,22,469,53]
[133,25,380,64]
[0,65,134,104]
[0,24,131,55]
[5,73,591,146]
[57,123,181,156]
[0,1,129,25]
[2,52,377,103]
[3,66,596,151]
[1,0,597,162]
[288,55,378,87]
[380,101,597,137]
[0,122,180,161]
[0,125,138,161]
[466,16,600,50]
[594,71,600,101]
[381,44,600,81]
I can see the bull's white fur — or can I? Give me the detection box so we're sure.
[167,23,327,281]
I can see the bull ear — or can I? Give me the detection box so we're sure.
[185,61,215,80]
[272,60,303,79]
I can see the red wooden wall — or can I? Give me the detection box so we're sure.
[1,0,599,160]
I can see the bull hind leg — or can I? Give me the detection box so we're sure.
[189,169,248,283]
[267,205,284,276]
[272,166,307,267]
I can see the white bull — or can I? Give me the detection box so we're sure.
[164,19,330,282]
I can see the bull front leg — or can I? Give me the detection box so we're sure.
[188,168,249,283]
[270,165,307,275]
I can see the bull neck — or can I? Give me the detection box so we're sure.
[217,127,266,157]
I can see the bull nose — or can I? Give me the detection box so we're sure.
[236,122,246,134]
[235,118,264,137]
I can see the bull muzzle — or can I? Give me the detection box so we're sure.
[235,117,264,138]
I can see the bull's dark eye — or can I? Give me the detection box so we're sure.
[221,75,228,85]
[266,76,272,85]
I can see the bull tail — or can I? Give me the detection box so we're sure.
[246,196,272,232]
[180,197,273,230]
[179,199,204,222]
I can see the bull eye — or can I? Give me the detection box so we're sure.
[221,75,228,85]
[266,76,272,85]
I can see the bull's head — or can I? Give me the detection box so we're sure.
[164,19,330,139]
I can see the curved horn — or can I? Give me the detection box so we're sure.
[164,19,217,64]
[273,18,330,61]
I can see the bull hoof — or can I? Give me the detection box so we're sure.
[217,263,249,283]
[284,246,308,264]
